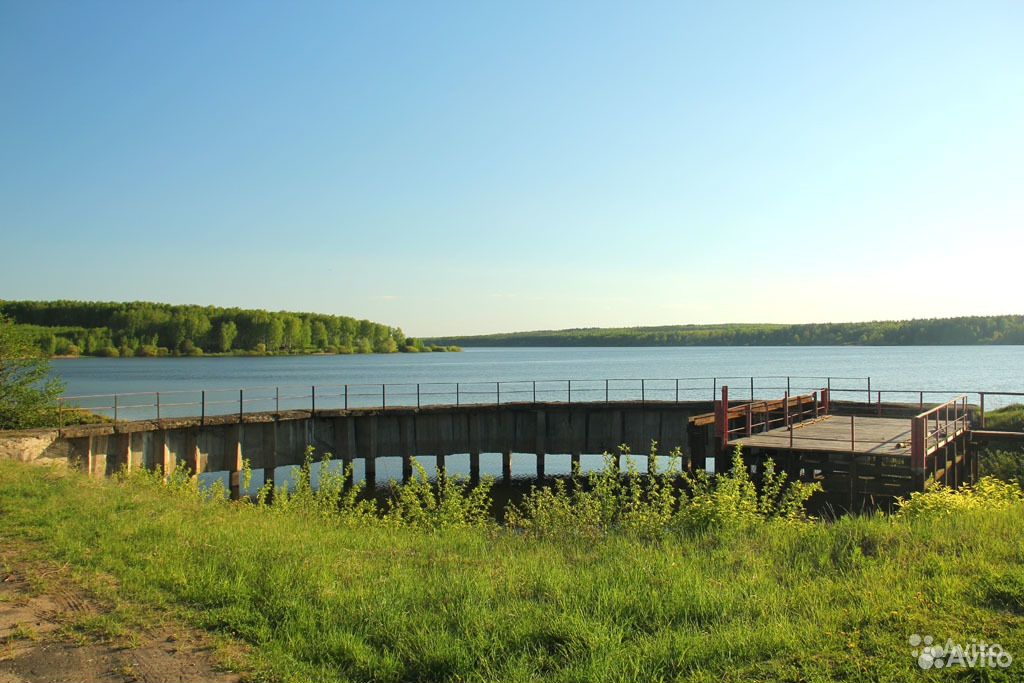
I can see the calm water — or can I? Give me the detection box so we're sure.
[51,345,1024,414]
[49,346,1024,489]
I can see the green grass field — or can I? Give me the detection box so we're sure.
[1,459,1022,682]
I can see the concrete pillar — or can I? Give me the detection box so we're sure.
[344,418,356,487]
[365,417,377,489]
[436,453,445,476]
[161,432,175,477]
[229,424,243,500]
[570,451,581,475]
[502,450,512,483]
[263,421,278,494]
[402,453,413,482]
[469,451,480,484]
[85,436,95,478]
[122,433,133,473]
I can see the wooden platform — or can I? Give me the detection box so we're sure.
[732,415,913,456]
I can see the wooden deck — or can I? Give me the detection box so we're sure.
[732,415,913,456]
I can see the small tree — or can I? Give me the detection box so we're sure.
[0,316,65,429]
[218,321,238,352]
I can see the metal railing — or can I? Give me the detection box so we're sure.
[55,375,873,426]
[51,374,1024,429]
[911,395,971,470]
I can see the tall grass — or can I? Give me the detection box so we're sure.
[1,448,1022,682]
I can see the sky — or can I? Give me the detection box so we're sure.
[1,1,1022,337]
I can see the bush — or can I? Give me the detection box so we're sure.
[980,449,1024,487]
[268,447,377,523]
[677,448,820,534]
[506,445,821,539]
[385,459,494,529]
[896,476,1024,520]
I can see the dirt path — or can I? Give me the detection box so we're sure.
[0,552,244,683]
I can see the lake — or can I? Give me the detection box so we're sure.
[51,345,1024,418]
[47,346,1024,489]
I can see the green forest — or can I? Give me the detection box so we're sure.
[0,300,457,357]
[426,315,1024,347]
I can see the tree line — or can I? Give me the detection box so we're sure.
[425,315,1024,347]
[0,300,458,357]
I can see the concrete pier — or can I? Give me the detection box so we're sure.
[0,401,713,491]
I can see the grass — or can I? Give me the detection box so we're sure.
[1,459,1023,682]
[985,404,1024,432]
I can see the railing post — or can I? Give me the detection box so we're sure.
[605,379,609,403]
[713,377,717,402]
[786,377,791,395]
[532,380,536,404]
[867,377,871,404]
[156,392,161,423]
[919,391,924,411]
[675,378,679,403]
[201,390,206,425]
[568,380,572,404]
[715,385,730,448]
[311,385,316,416]
[496,381,500,405]
[814,390,819,418]
[344,384,348,410]
[417,383,421,408]
[745,404,752,436]
[641,379,645,404]
[850,415,855,451]
[239,389,244,422]
[382,384,386,410]
[750,376,754,401]
[456,383,460,406]
[876,391,881,416]
[275,386,279,413]
[113,394,119,425]
[911,416,926,488]
[784,391,790,427]
[980,393,985,428]
[822,387,830,414]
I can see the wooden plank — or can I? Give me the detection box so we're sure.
[972,430,1024,441]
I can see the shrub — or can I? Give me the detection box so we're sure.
[270,447,377,523]
[676,448,820,534]
[384,459,494,529]
[980,449,1024,487]
[896,476,1024,520]
[506,444,820,539]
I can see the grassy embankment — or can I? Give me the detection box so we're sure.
[980,404,1024,485]
[1,451,1023,683]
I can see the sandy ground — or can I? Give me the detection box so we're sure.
[0,554,244,683]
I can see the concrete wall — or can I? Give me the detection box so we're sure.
[0,401,716,493]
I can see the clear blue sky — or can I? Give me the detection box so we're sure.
[1,1,1021,336]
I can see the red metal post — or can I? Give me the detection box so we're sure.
[715,385,730,449]
[784,391,790,427]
